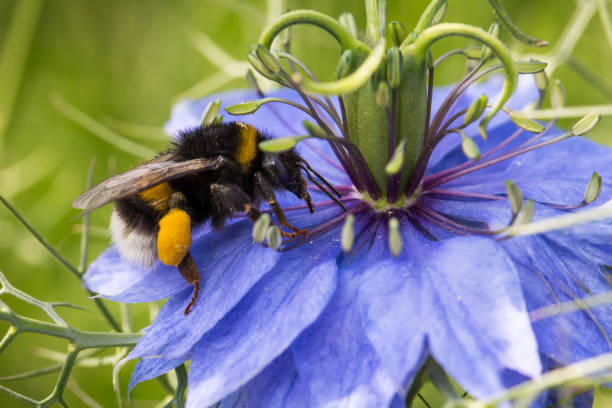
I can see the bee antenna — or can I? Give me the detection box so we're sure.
[298,159,342,197]
[298,164,347,211]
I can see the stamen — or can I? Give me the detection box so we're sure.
[424,189,505,201]
[388,217,403,257]
[341,214,355,252]
[414,204,496,235]
[282,203,369,251]
[531,172,602,210]
[252,214,271,243]
[405,212,439,241]
[425,130,575,189]
[505,180,524,217]
[267,225,282,250]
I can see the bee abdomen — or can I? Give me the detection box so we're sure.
[110,206,157,267]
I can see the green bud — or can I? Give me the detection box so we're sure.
[513,199,534,226]
[341,214,355,252]
[533,71,548,93]
[460,131,480,160]
[378,0,387,36]
[389,21,408,46]
[267,226,282,250]
[388,217,402,258]
[572,112,601,136]
[259,136,305,152]
[550,79,566,109]
[489,22,501,38]
[339,12,358,37]
[386,47,403,89]
[211,114,223,125]
[515,60,547,74]
[252,214,271,243]
[505,180,523,215]
[335,49,353,79]
[225,99,264,115]
[432,1,447,25]
[248,48,276,79]
[508,110,545,133]
[463,95,487,126]
[385,139,407,175]
[303,120,329,138]
[376,81,391,108]
[481,22,500,60]
[255,44,281,75]
[200,99,221,126]
[583,172,602,204]
[478,122,488,141]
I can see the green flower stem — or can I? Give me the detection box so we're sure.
[487,0,547,47]
[274,51,338,118]
[364,0,382,45]
[0,195,122,332]
[258,10,368,53]
[296,39,386,95]
[404,23,517,138]
[0,310,141,348]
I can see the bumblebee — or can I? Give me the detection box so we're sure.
[74,121,341,314]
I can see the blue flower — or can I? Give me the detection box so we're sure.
[84,76,612,407]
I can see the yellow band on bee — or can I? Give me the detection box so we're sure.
[157,208,192,266]
[140,182,173,211]
[236,122,258,167]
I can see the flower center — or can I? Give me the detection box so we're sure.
[357,189,420,213]
[227,1,603,253]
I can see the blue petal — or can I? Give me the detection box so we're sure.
[423,196,612,366]
[186,241,339,408]
[84,246,160,297]
[505,234,612,365]
[122,221,280,378]
[126,289,193,393]
[219,350,308,408]
[359,227,541,398]
[129,342,189,393]
[291,259,399,407]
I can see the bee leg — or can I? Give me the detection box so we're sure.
[254,172,308,238]
[209,183,252,228]
[178,252,200,315]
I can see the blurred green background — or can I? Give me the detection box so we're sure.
[0,0,611,406]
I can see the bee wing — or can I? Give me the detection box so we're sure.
[73,155,223,213]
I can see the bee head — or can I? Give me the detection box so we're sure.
[262,151,314,212]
